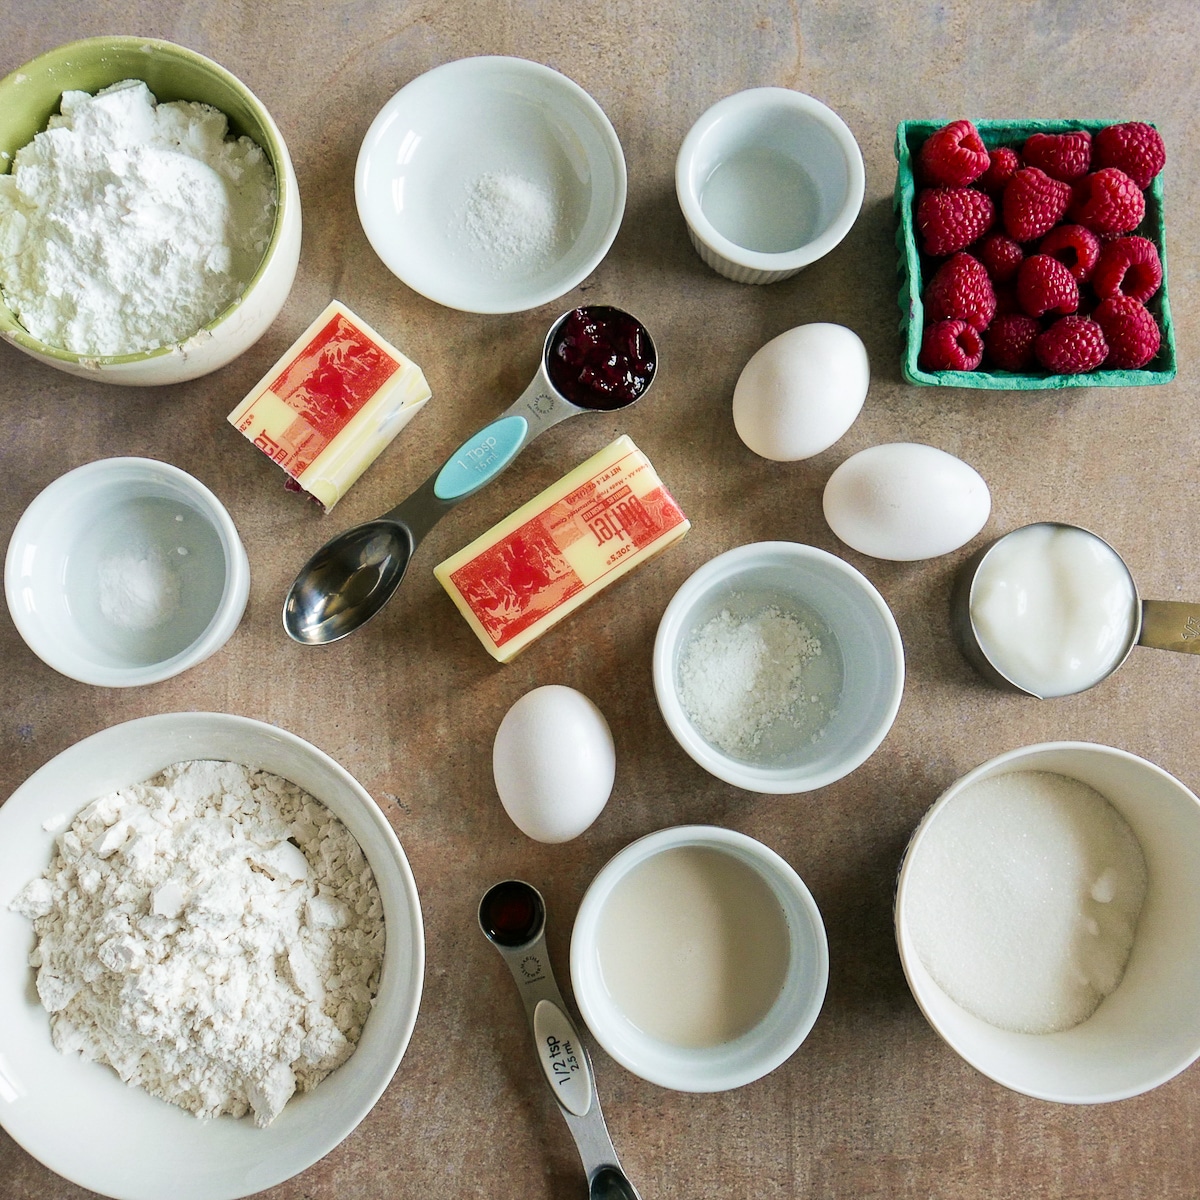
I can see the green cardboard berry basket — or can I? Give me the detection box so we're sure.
[894,118,1176,388]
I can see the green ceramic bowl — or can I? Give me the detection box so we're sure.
[894,118,1176,389]
[0,36,301,385]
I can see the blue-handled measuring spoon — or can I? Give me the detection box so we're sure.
[282,306,656,645]
[479,880,643,1200]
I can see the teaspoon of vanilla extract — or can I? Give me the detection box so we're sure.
[282,306,657,645]
[478,880,643,1200]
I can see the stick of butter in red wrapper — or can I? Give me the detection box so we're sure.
[434,435,689,662]
[228,300,431,510]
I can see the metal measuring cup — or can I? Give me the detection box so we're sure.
[951,521,1200,698]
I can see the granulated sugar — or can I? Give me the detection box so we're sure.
[8,760,384,1127]
[460,170,561,270]
[904,770,1147,1034]
[677,605,824,756]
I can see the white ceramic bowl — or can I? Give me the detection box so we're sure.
[0,36,301,385]
[5,457,250,687]
[570,825,828,1092]
[0,712,425,1200]
[356,56,626,314]
[675,88,865,284]
[653,541,904,793]
[895,742,1200,1103]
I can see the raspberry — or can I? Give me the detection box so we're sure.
[979,146,1021,193]
[975,232,1024,283]
[916,187,995,256]
[1016,254,1079,318]
[1093,295,1161,368]
[1069,168,1145,235]
[1021,130,1092,182]
[1034,316,1108,373]
[920,319,984,371]
[923,253,996,329]
[1092,235,1162,302]
[1002,167,1072,241]
[918,119,990,187]
[984,314,1040,371]
[1093,122,1166,190]
[1037,224,1101,282]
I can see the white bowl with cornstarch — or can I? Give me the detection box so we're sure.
[0,37,301,385]
[895,742,1200,1104]
[653,541,904,793]
[0,713,424,1200]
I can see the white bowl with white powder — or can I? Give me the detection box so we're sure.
[653,541,904,793]
[0,37,301,385]
[895,742,1200,1103]
[5,457,249,686]
[355,56,626,314]
[0,712,425,1200]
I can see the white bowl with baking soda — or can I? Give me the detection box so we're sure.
[653,541,904,793]
[895,742,1200,1103]
[5,457,249,686]
[571,825,828,1091]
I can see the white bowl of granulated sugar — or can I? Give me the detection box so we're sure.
[355,56,626,314]
[0,37,301,385]
[0,712,425,1200]
[653,540,905,793]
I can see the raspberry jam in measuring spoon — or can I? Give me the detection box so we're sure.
[283,306,657,645]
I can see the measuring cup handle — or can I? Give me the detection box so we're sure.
[432,413,532,502]
[1137,600,1200,653]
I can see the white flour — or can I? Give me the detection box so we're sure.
[9,760,384,1127]
[0,79,276,355]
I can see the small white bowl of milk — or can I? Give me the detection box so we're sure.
[570,825,828,1092]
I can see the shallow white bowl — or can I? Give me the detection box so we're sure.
[0,712,425,1200]
[895,742,1200,1103]
[570,825,828,1091]
[0,37,301,385]
[356,56,626,314]
[6,457,250,687]
[675,88,865,284]
[653,541,904,793]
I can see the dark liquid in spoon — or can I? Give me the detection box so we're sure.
[479,879,545,947]
[548,306,656,410]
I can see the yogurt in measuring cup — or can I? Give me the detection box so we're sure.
[968,523,1140,698]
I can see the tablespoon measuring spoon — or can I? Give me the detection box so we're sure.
[283,306,657,644]
[479,879,643,1200]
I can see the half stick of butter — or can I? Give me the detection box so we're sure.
[228,301,431,510]
[435,436,690,662]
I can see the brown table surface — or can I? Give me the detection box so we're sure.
[2,2,1199,1198]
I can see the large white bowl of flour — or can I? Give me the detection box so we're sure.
[895,741,1200,1103]
[0,713,425,1200]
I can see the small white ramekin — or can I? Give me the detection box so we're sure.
[895,741,1200,1104]
[675,88,865,285]
[5,457,250,687]
[570,824,828,1092]
[653,541,904,793]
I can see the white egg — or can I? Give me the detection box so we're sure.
[822,443,991,561]
[732,322,869,461]
[492,685,616,844]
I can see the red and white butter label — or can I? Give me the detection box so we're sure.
[233,309,401,477]
[438,437,688,657]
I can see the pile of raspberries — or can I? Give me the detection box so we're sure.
[913,119,1166,375]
